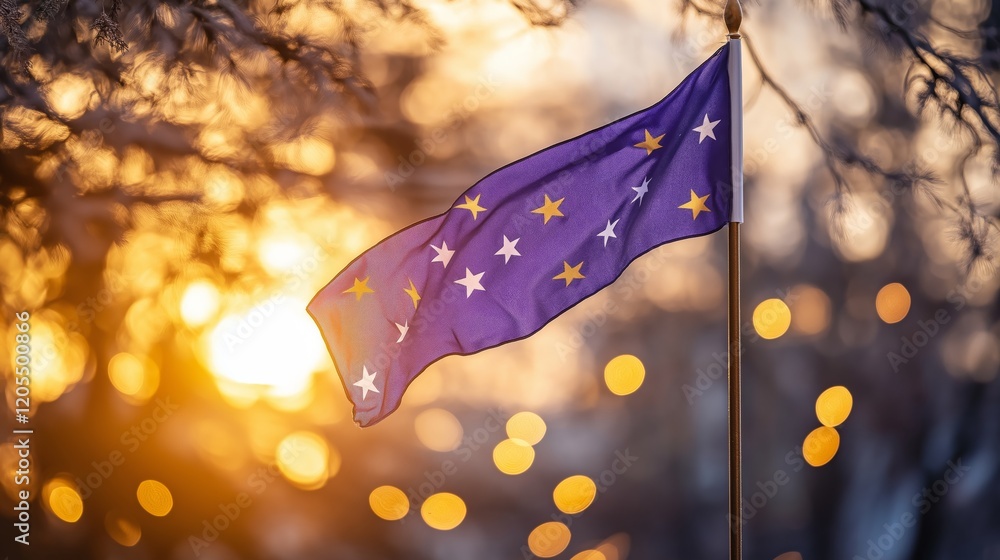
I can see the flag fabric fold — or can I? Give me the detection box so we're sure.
[308,44,735,426]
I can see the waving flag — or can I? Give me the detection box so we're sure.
[308,44,738,426]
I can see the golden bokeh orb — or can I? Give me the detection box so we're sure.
[136,480,173,517]
[789,285,831,336]
[571,551,607,560]
[180,280,220,327]
[553,475,597,514]
[803,426,841,467]
[527,521,572,558]
[369,485,409,521]
[420,492,466,530]
[105,512,141,546]
[815,386,853,428]
[414,408,464,452]
[108,352,160,401]
[876,282,911,324]
[753,298,792,340]
[493,438,535,475]
[276,431,334,489]
[604,354,645,396]
[44,478,83,523]
[506,411,547,445]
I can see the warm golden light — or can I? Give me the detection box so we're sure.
[803,427,841,467]
[136,480,173,517]
[493,438,535,475]
[414,408,464,452]
[527,521,572,558]
[277,431,332,489]
[105,512,141,546]
[420,492,466,530]
[506,411,547,445]
[789,284,831,335]
[828,194,891,262]
[815,386,853,428]
[571,551,607,560]
[27,315,88,403]
[45,74,94,119]
[206,297,327,402]
[553,475,597,514]
[753,298,792,340]
[275,137,336,176]
[257,236,308,275]
[44,478,83,523]
[108,352,160,401]
[604,354,645,396]
[876,282,911,324]
[369,485,410,521]
[180,280,221,327]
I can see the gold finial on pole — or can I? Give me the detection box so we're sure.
[724,0,742,37]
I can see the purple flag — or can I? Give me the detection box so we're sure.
[309,45,735,426]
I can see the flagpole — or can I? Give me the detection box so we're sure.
[724,1,744,560]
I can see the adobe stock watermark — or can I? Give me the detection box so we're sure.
[728,430,825,531]
[886,269,997,372]
[398,408,510,523]
[384,75,499,192]
[852,458,970,560]
[187,437,307,556]
[683,285,802,405]
[74,397,179,500]
[520,448,639,560]
[217,234,336,352]
[552,248,673,363]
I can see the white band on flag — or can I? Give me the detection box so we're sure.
[728,37,744,223]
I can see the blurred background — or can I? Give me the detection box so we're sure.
[1,0,999,558]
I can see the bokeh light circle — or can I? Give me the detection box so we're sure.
[571,551,607,560]
[414,408,464,452]
[420,492,466,530]
[136,480,173,517]
[44,478,83,523]
[507,411,547,445]
[789,285,831,335]
[753,298,792,340]
[493,438,535,475]
[369,485,409,521]
[105,512,141,546]
[876,282,911,324]
[553,475,597,514]
[815,386,853,427]
[528,521,572,558]
[803,427,841,467]
[277,431,333,489]
[604,354,645,396]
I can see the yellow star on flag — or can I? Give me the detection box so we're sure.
[404,278,421,309]
[634,129,665,155]
[455,194,487,219]
[553,261,585,286]
[531,194,565,224]
[343,277,375,300]
[678,190,711,220]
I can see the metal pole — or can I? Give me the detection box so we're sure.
[724,1,744,559]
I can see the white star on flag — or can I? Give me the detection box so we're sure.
[395,321,409,343]
[693,114,721,143]
[632,177,650,205]
[598,219,619,247]
[431,241,455,268]
[454,268,486,297]
[354,366,380,400]
[495,235,521,263]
